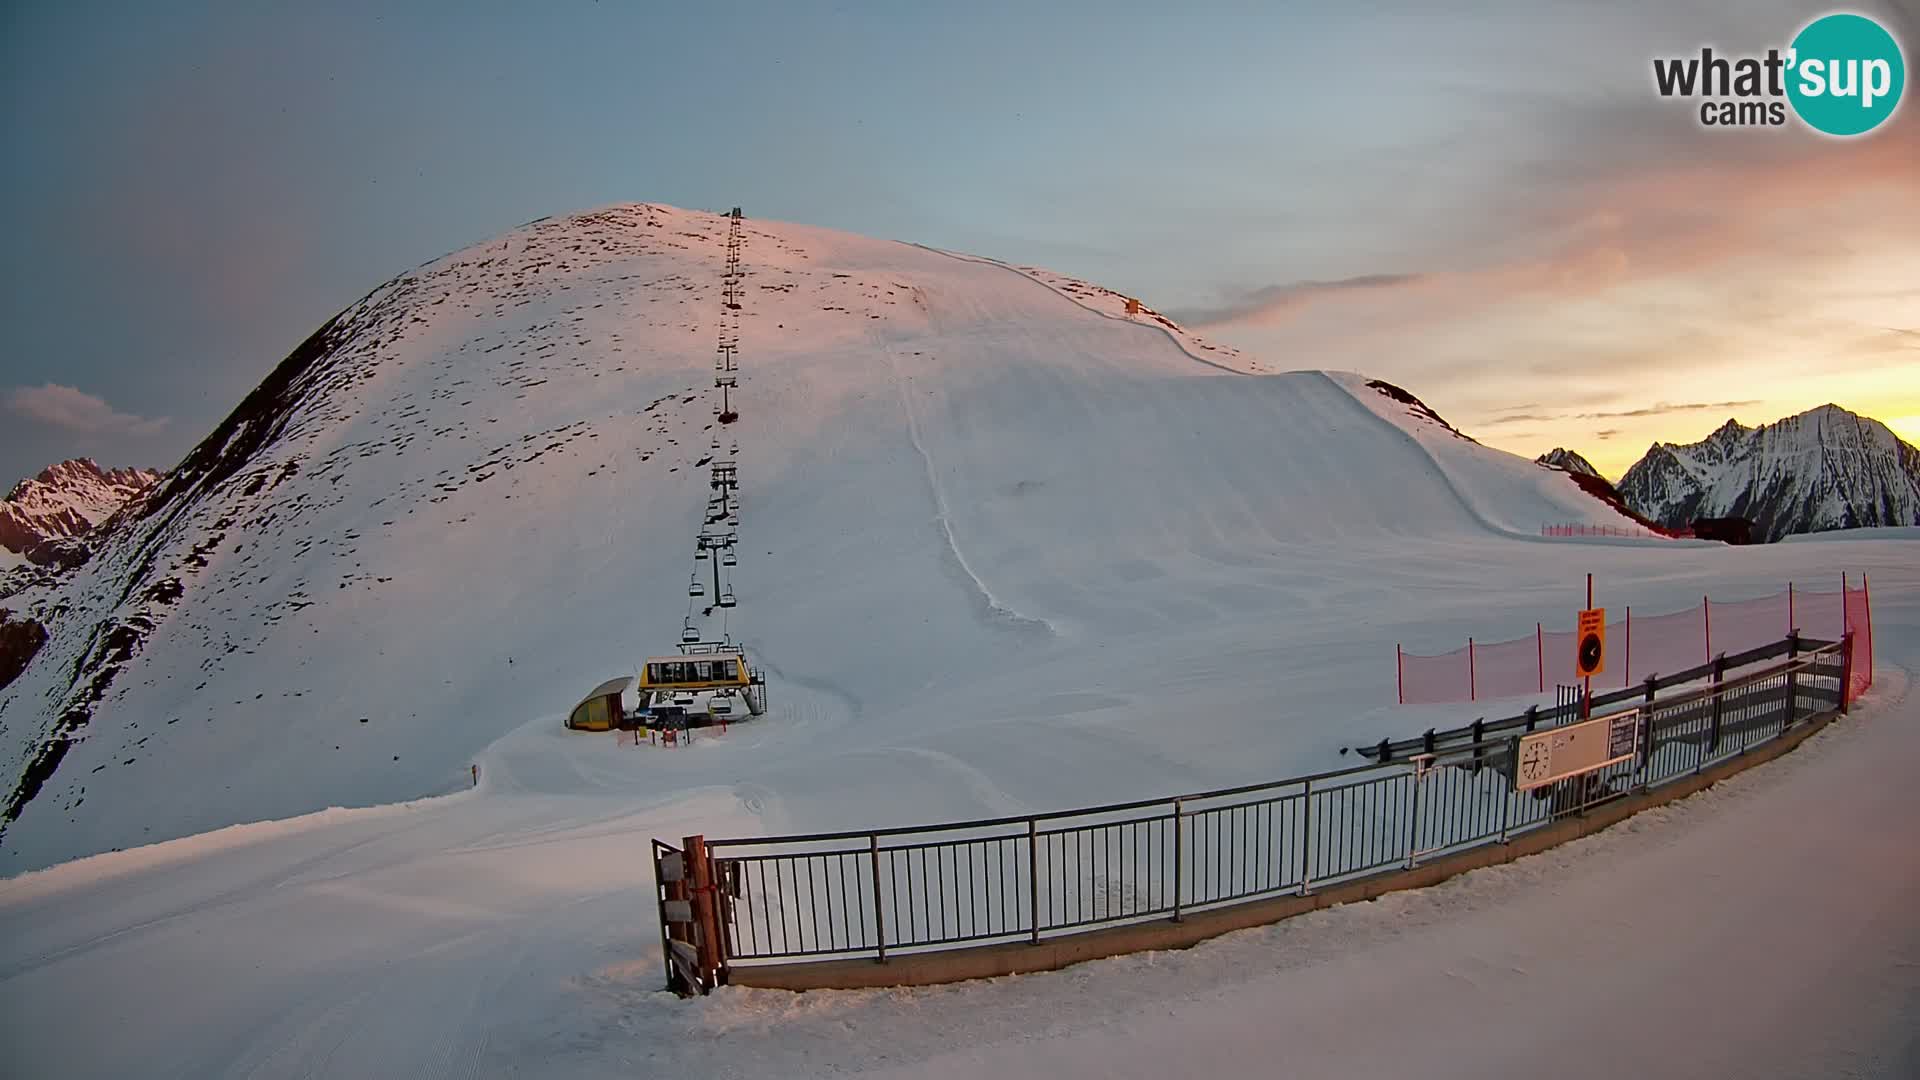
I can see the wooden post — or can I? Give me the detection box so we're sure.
[684,835,721,989]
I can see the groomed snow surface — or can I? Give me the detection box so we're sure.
[0,206,1913,1076]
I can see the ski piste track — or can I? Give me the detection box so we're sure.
[0,204,1913,1077]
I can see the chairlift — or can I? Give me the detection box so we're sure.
[695,546,710,561]
[721,551,737,567]
[681,622,701,644]
[689,578,706,598]
[717,590,737,609]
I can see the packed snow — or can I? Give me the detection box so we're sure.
[0,205,1912,1077]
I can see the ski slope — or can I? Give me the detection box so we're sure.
[0,541,1909,1079]
[0,205,1912,1076]
[1,204,1646,871]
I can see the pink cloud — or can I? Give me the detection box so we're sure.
[7,383,170,435]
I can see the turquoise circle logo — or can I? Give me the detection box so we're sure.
[1787,13,1906,135]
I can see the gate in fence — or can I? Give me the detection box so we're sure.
[651,636,1859,993]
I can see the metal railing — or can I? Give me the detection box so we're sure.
[671,639,1850,979]
[1359,632,1824,763]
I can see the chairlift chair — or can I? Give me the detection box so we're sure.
[689,578,706,597]
[721,551,737,567]
[717,590,737,609]
[695,546,709,561]
[681,622,701,644]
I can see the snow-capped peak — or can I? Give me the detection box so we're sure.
[0,458,163,558]
[1535,447,1601,478]
[1618,404,1920,541]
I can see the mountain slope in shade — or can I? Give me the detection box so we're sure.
[0,459,163,560]
[1617,406,1920,542]
[1536,447,1600,478]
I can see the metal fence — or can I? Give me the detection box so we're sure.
[1361,631,1827,763]
[661,638,1851,983]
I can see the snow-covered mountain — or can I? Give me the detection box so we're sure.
[1535,447,1600,478]
[1618,407,1920,542]
[0,203,1654,871]
[0,459,161,561]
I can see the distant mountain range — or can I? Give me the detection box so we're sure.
[1608,405,1920,542]
[0,459,163,564]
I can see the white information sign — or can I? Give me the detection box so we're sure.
[1514,710,1640,791]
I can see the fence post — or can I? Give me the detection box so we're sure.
[684,835,721,990]
[1640,676,1658,784]
[1524,705,1538,732]
[1471,718,1485,773]
[1840,631,1854,714]
[1026,817,1041,944]
[1500,735,1519,841]
[653,842,676,991]
[1468,638,1476,701]
[1705,655,1726,762]
[1298,779,1313,895]
[1783,631,1800,734]
[1703,595,1712,665]
[1863,574,1874,693]
[1405,768,1421,869]
[1171,799,1185,922]
[870,833,887,963]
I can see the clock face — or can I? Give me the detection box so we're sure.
[1519,741,1552,783]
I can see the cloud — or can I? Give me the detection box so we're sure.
[1569,400,1759,421]
[1174,273,1429,327]
[1594,429,1620,440]
[6,383,170,435]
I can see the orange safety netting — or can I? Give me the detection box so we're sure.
[1397,580,1872,705]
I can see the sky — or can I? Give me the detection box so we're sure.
[1,0,1915,486]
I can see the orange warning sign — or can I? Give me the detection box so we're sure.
[1575,607,1606,677]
